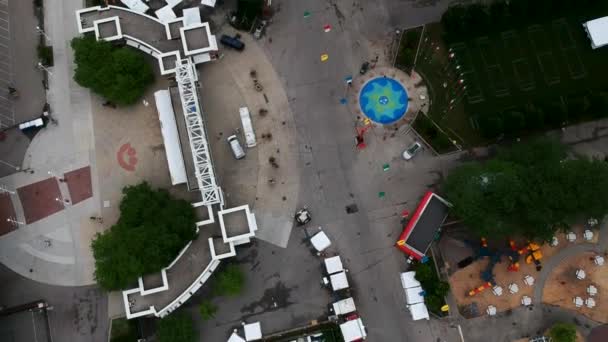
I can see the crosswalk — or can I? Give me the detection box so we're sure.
[0,0,14,129]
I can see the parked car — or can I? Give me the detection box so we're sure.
[220,34,245,51]
[227,135,245,159]
[402,141,422,160]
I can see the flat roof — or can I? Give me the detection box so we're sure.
[396,192,451,260]
[584,16,608,49]
[169,86,198,190]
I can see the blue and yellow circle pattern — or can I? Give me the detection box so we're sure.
[359,77,409,125]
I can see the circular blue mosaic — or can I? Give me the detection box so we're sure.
[359,77,409,125]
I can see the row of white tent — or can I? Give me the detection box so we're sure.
[400,271,430,321]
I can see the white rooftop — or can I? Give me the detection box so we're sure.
[227,331,246,342]
[405,286,424,305]
[409,302,430,320]
[400,271,421,289]
[330,271,349,291]
[311,230,331,252]
[154,90,187,185]
[340,318,367,342]
[244,322,262,341]
[332,297,356,315]
[183,7,202,27]
[324,255,344,275]
[583,16,608,49]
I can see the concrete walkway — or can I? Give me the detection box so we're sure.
[0,0,100,286]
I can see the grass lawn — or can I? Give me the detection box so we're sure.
[401,8,608,148]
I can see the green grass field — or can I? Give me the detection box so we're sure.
[405,12,608,148]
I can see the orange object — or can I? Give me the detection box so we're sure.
[481,237,488,247]
[468,282,492,297]
[508,262,520,272]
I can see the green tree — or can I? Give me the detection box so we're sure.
[157,313,195,342]
[71,35,153,106]
[444,138,608,241]
[549,322,577,342]
[213,264,245,296]
[91,182,197,290]
[199,300,218,320]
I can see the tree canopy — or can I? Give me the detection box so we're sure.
[92,182,197,290]
[443,138,608,241]
[212,264,245,296]
[157,313,195,342]
[549,322,577,342]
[71,35,154,106]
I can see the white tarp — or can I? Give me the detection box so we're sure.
[310,231,331,252]
[227,332,246,342]
[182,7,202,27]
[324,256,344,275]
[583,16,608,49]
[121,0,149,14]
[201,0,217,8]
[330,271,349,291]
[405,286,424,305]
[332,297,356,315]
[239,107,257,147]
[409,302,430,320]
[155,5,177,23]
[154,90,187,185]
[400,271,421,289]
[340,318,367,342]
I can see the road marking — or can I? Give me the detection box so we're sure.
[457,324,465,342]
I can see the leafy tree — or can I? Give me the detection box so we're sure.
[549,322,577,342]
[157,313,195,342]
[92,182,197,290]
[213,264,245,296]
[71,35,153,106]
[199,300,218,320]
[444,138,608,241]
[413,261,450,315]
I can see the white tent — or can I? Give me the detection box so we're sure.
[340,318,367,342]
[508,283,519,294]
[584,229,594,241]
[492,286,503,296]
[583,16,608,49]
[400,271,421,289]
[486,305,497,316]
[573,296,584,307]
[585,297,596,308]
[201,0,217,8]
[330,271,349,291]
[227,331,246,342]
[550,236,559,247]
[155,5,177,23]
[121,0,149,14]
[324,256,344,275]
[405,286,424,305]
[154,90,187,185]
[587,285,598,296]
[408,302,430,320]
[332,297,356,315]
[243,322,262,341]
[566,232,577,242]
[523,275,535,286]
[594,255,605,266]
[310,230,331,252]
[521,296,532,306]
[182,7,202,27]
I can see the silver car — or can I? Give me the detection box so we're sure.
[402,141,422,160]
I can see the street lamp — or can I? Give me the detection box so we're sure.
[0,159,20,171]
[35,26,51,42]
[7,217,25,227]
[37,62,52,75]
[55,197,71,206]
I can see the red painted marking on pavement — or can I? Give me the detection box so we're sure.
[117,143,138,172]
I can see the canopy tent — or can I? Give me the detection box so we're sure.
[154,90,187,185]
[583,17,608,49]
[310,230,331,252]
[408,302,430,320]
[183,7,202,27]
[243,322,262,341]
[329,271,349,291]
[486,305,497,316]
[400,271,421,289]
[227,331,246,342]
[339,318,367,342]
[332,297,356,315]
[324,256,344,275]
[405,286,424,305]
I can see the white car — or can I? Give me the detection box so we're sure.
[402,141,422,160]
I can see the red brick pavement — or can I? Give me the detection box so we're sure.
[17,178,64,224]
[64,166,93,205]
[0,193,17,236]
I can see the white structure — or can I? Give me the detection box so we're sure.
[587,284,598,296]
[576,269,586,280]
[243,322,262,341]
[228,331,246,342]
[573,296,584,307]
[340,318,367,342]
[154,90,187,185]
[486,305,497,316]
[550,236,559,247]
[324,256,344,275]
[327,271,349,291]
[331,297,357,316]
[508,283,519,294]
[523,275,535,286]
[566,232,577,242]
[400,271,429,320]
[585,297,596,309]
[584,229,594,241]
[121,0,149,13]
[583,16,608,49]
[594,255,605,266]
[239,107,257,147]
[521,296,532,306]
[492,285,503,296]
[201,0,217,8]
[310,229,331,252]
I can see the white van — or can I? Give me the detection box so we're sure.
[239,107,257,147]
[227,135,245,159]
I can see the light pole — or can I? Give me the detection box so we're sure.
[55,197,71,206]
[37,62,52,75]
[35,26,51,42]
[7,217,25,227]
[0,159,20,171]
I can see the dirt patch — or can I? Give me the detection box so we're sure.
[543,252,608,323]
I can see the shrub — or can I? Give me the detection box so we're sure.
[199,300,218,321]
[37,45,53,67]
[549,322,576,342]
[213,264,245,296]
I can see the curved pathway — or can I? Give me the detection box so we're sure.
[533,220,608,304]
